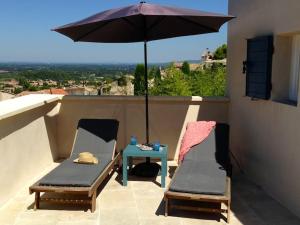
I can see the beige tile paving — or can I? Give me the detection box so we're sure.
[0,161,299,225]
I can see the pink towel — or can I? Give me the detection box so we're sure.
[178,121,216,162]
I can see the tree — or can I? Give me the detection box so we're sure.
[211,65,226,96]
[188,64,226,96]
[181,61,190,74]
[104,77,113,84]
[155,67,161,81]
[14,87,23,94]
[28,85,39,91]
[149,63,226,97]
[134,64,145,96]
[213,44,227,60]
[40,82,50,90]
[148,67,156,80]
[117,76,127,87]
[18,77,30,90]
[148,66,161,82]
[150,66,191,96]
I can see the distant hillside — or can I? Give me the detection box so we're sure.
[0,61,186,81]
[0,63,137,80]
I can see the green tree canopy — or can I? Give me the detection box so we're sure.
[181,61,190,74]
[150,64,226,97]
[14,87,23,94]
[134,64,145,96]
[117,76,127,87]
[149,66,161,80]
[213,44,227,60]
[150,66,191,96]
[18,77,30,90]
[188,65,226,96]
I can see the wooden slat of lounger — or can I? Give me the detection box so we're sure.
[165,177,230,202]
[29,184,90,195]
[165,177,230,201]
[171,205,228,214]
[164,175,231,223]
[165,191,229,202]
[40,197,91,205]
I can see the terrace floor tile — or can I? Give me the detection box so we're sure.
[0,161,299,225]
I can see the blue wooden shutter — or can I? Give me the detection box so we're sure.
[245,35,273,100]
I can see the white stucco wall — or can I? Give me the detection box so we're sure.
[0,95,60,207]
[57,96,229,160]
[228,0,300,217]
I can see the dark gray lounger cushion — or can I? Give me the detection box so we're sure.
[170,160,227,195]
[183,123,229,167]
[39,158,112,187]
[39,119,119,187]
[170,123,229,195]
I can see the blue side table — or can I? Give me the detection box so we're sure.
[122,144,168,188]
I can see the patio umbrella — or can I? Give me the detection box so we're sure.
[53,1,234,176]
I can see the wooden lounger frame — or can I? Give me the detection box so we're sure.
[164,167,231,223]
[29,150,122,213]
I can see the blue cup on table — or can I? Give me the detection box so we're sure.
[130,136,137,145]
[153,141,160,151]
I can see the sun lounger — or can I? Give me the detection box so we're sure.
[164,123,231,223]
[29,119,120,212]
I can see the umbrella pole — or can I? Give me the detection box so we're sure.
[127,41,161,177]
[144,41,150,164]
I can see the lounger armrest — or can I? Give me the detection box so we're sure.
[227,162,233,178]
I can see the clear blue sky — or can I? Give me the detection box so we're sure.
[0,0,229,63]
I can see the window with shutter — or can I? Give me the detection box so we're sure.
[245,36,273,100]
[289,35,300,102]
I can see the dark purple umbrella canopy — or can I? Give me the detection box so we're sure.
[53,2,234,43]
[53,2,234,151]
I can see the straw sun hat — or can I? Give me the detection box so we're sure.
[73,152,98,165]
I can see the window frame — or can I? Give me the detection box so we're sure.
[289,34,300,103]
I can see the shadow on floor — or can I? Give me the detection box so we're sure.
[155,199,225,223]
[155,173,300,225]
[168,165,178,179]
[231,174,300,225]
[114,169,162,187]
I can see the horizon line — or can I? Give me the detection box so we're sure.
[0,59,202,65]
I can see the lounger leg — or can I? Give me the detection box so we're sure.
[34,192,40,210]
[91,192,96,213]
[227,200,231,224]
[164,196,168,217]
[161,156,167,188]
[118,154,122,170]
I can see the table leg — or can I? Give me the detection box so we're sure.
[123,154,128,186]
[161,156,167,188]
[128,156,133,170]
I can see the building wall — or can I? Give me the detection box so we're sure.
[228,0,300,217]
[57,96,229,160]
[0,101,60,207]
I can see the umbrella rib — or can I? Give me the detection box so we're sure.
[74,20,112,42]
[178,16,218,32]
[122,17,142,30]
[147,16,167,32]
